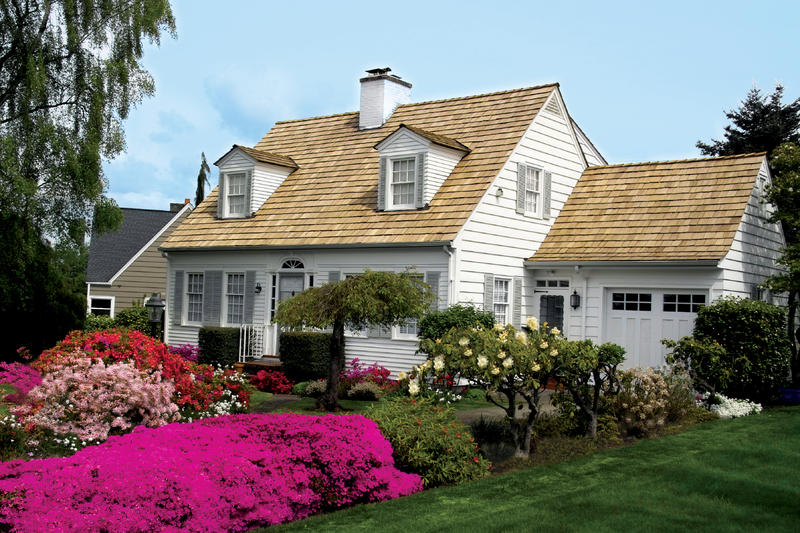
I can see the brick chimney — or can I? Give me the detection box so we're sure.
[359,68,411,130]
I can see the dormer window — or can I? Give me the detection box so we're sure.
[391,157,417,209]
[227,173,247,216]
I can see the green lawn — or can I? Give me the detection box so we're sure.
[249,391,273,408]
[257,407,800,533]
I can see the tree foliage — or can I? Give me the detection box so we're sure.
[0,1,176,359]
[696,83,800,157]
[273,269,434,411]
[195,151,210,205]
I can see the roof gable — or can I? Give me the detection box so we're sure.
[215,145,298,169]
[527,153,768,262]
[374,124,471,153]
[164,84,557,249]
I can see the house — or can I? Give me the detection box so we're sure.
[86,201,193,316]
[160,68,784,374]
[525,153,785,368]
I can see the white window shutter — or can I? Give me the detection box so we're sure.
[244,270,256,324]
[543,171,552,220]
[172,270,184,326]
[484,274,494,313]
[204,270,223,327]
[244,170,253,217]
[217,173,225,219]
[377,157,387,211]
[415,152,425,208]
[516,163,526,214]
[512,277,522,328]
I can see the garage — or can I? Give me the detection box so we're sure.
[604,289,707,369]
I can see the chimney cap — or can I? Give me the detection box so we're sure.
[365,67,392,76]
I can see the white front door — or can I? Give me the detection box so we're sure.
[279,275,304,302]
[604,289,707,368]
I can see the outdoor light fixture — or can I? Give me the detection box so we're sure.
[255,283,262,294]
[570,290,581,309]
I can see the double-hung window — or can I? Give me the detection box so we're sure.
[226,274,245,325]
[186,274,204,323]
[227,173,246,216]
[493,278,510,324]
[525,166,540,214]
[391,158,416,209]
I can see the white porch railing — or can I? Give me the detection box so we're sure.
[239,324,268,363]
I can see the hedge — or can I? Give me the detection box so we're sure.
[279,331,332,382]
[198,327,240,368]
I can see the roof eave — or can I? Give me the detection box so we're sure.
[160,240,455,253]
[523,259,721,269]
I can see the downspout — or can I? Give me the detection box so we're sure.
[575,265,588,340]
[443,245,454,306]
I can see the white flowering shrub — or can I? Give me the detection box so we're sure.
[697,392,762,418]
[346,382,384,401]
[608,367,670,436]
[302,379,328,398]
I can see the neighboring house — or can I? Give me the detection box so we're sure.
[160,68,783,374]
[86,201,193,317]
[525,153,785,368]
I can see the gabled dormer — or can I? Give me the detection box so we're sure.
[214,145,298,219]
[374,124,470,211]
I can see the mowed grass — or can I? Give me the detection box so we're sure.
[259,407,800,533]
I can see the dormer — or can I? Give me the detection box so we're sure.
[214,145,298,219]
[374,124,470,211]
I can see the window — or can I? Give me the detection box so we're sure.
[493,278,510,324]
[539,295,564,330]
[227,172,246,216]
[611,293,651,312]
[536,280,570,288]
[391,158,416,208]
[89,297,114,316]
[187,274,204,323]
[525,166,540,214]
[663,294,705,313]
[226,274,245,325]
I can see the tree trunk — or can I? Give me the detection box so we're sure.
[317,320,345,411]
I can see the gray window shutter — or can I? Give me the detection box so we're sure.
[750,283,759,300]
[244,170,253,217]
[172,270,184,326]
[328,271,340,284]
[543,171,552,220]
[244,270,256,324]
[516,162,526,214]
[217,173,225,219]
[204,270,223,327]
[484,274,494,314]
[426,271,440,312]
[512,277,522,329]
[415,152,425,208]
[377,157,387,211]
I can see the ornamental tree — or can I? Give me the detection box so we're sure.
[417,318,567,458]
[273,269,434,411]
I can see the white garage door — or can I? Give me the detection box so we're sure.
[604,290,707,368]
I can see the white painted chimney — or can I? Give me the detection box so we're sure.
[359,67,412,130]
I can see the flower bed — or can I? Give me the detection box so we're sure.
[0,414,422,532]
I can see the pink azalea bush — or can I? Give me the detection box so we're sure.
[18,357,180,441]
[0,414,422,532]
[0,362,41,404]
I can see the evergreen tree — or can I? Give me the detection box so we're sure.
[195,152,211,205]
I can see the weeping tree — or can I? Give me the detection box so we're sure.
[273,269,435,411]
[195,152,210,205]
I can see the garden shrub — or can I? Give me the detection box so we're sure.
[197,327,240,368]
[279,331,332,382]
[418,303,495,342]
[696,391,762,418]
[83,313,116,332]
[0,362,41,404]
[22,357,179,441]
[248,370,295,394]
[366,397,491,487]
[113,301,153,334]
[347,382,384,401]
[468,415,516,445]
[303,379,327,398]
[169,343,200,363]
[340,358,393,394]
[292,381,309,396]
[608,367,671,437]
[686,296,791,403]
[0,414,422,532]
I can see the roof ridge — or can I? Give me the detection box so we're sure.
[594,152,767,170]
[271,83,559,126]
[120,207,176,214]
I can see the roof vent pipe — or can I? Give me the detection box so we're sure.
[359,67,412,130]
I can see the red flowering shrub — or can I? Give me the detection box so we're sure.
[0,414,422,532]
[248,370,295,394]
[340,358,395,394]
[33,330,253,412]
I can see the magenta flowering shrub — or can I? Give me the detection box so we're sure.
[0,413,422,532]
[20,357,179,441]
[0,362,41,404]
[169,343,200,363]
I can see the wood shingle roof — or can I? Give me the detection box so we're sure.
[527,153,767,263]
[163,84,557,250]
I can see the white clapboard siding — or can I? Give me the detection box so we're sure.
[379,131,426,158]
[425,143,465,204]
[344,337,424,378]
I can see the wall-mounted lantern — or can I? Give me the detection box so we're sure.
[255,283,263,294]
[570,290,581,309]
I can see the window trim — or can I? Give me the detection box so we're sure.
[88,295,115,317]
[184,272,204,325]
[224,272,246,326]
[385,155,418,211]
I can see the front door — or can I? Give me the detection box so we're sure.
[279,275,304,302]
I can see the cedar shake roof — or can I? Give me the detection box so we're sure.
[163,84,558,249]
[527,153,767,263]
[380,124,471,153]
[220,145,299,169]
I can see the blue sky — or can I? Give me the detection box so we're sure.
[104,0,800,210]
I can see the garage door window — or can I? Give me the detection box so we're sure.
[663,294,705,313]
[612,293,652,311]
